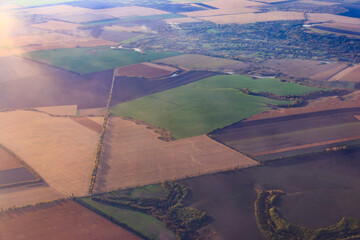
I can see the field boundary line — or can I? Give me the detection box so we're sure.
[253,135,360,157]
[88,69,116,194]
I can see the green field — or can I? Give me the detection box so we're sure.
[111,75,321,139]
[78,198,176,240]
[21,48,180,74]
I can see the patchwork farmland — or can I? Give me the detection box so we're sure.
[111,75,320,139]
[0,110,101,196]
[211,108,360,161]
[94,116,258,193]
[115,62,178,79]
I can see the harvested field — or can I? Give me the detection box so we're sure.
[0,67,113,109]
[79,107,106,116]
[93,116,258,193]
[7,33,116,52]
[329,64,360,82]
[0,147,22,171]
[0,110,101,196]
[111,71,217,105]
[88,117,105,125]
[100,6,170,18]
[53,13,115,24]
[260,59,349,81]
[0,200,142,240]
[307,13,360,31]
[179,148,360,240]
[18,4,92,15]
[0,183,63,209]
[199,11,304,25]
[211,108,360,160]
[246,91,360,121]
[31,20,82,31]
[115,62,177,78]
[104,25,152,33]
[70,117,102,133]
[111,75,320,139]
[153,54,247,70]
[22,47,180,74]
[35,105,77,116]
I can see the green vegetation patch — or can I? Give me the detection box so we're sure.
[76,182,208,240]
[111,75,320,139]
[21,47,180,74]
[255,190,360,240]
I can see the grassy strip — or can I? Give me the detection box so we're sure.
[255,190,360,239]
[88,70,115,194]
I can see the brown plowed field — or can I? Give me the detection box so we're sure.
[0,110,101,196]
[115,62,177,79]
[94,117,258,193]
[111,71,217,105]
[211,108,360,158]
[70,117,102,133]
[0,183,63,209]
[79,107,106,117]
[0,147,22,171]
[246,91,360,121]
[0,167,37,186]
[0,58,113,109]
[100,6,169,18]
[260,59,348,81]
[0,200,141,240]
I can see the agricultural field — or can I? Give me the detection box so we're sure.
[246,90,360,120]
[153,54,249,71]
[115,62,178,78]
[199,11,304,25]
[99,6,170,18]
[69,117,103,133]
[0,147,23,171]
[22,47,180,74]
[211,108,360,161]
[179,148,360,240]
[110,71,216,105]
[53,13,116,24]
[3,32,116,53]
[97,30,142,42]
[260,59,349,81]
[31,20,82,31]
[307,13,360,33]
[0,110,101,196]
[111,75,320,139]
[93,116,258,192]
[329,64,360,82]
[77,198,176,240]
[78,107,106,117]
[34,105,77,116]
[0,200,141,240]
[0,65,113,109]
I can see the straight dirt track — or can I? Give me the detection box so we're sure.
[94,117,258,193]
[0,200,141,240]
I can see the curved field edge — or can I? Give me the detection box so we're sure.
[76,182,209,240]
[110,75,322,139]
[255,190,360,240]
[20,47,181,75]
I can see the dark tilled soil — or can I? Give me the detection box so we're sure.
[0,167,37,186]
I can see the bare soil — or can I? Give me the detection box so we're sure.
[0,200,142,240]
